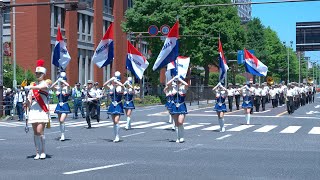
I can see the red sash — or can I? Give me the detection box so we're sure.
[33,89,49,112]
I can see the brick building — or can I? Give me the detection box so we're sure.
[7,0,137,86]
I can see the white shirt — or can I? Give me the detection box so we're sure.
[261,88,268,96]
[227,89,234,96]
[269,89,277,99]
[286,88,295,97]
[14,91,25,104]
[254,88,262,96]
[216,90,227,97]
[234,88,240,95]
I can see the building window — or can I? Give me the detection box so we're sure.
[128,0,133,8]
[104,0,113,14]
[54,6,58,27]
[88,16,92,34]
[82,14,86,33]
[3,3,10,23]
[61,8,65,28]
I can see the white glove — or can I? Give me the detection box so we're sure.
[217,82,222,86]
[24,86,30,91]
[58,78,63,82]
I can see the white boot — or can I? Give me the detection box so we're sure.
[246,114,251,125]
[175,126,180,143]
[60,133,65,141]
[179,125,184,143]
[113,124,120,142]
[171,120,175,130]
[39,135,46,159]
[125,117,131,130]
[218,118,225,132]
[168,115,172,123]
[33,135,40,160]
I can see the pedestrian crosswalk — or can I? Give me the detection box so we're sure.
[1,120,320,135]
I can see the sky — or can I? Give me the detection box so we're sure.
[251,0,320,62]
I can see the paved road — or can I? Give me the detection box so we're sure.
[1,97,320,180]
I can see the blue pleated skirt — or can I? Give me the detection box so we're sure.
[54,102,71,114]
[214,103,227,112]
[170,102,188,114]
[107,102,124,115]
[242,101,253,108]
[123,101,135,109]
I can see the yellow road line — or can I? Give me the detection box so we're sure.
[276,111,287,117]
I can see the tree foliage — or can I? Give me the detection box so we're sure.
[123,1,313,85]
[4,63,36,89]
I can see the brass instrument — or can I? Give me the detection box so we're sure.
[267,76,274,86]
[308,77,314,84]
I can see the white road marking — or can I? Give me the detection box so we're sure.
[0,122,19,127]
[67,121,101,127]
[227,125,254,132]
[253,110,271,114]
[122,132,145,138]
[133,122,167,129]
[119,121,149,128]
[315,105,320,108]
[57,141,96,149]
[201,124,232,131]
[174,144,203,153]
[216,134,232,140]
[308,127,320,134]
[153,123,189,129]
[93,121,127,128]
[253,125,277,133]
[184,124,205,130]
[63,162,134,175]
[0,139,6,141]
[280,126,301,134]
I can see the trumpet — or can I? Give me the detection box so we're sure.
[267,76,274,86]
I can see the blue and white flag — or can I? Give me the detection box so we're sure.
[153,21,179,71]
[126,41,149,79]
[218,39,229,84]
[167,56,190,79]
[92,23,114,68]
[244,49,268,76]
[52,26,71,70]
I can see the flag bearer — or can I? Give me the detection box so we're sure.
[240,83,254,124]
[123,77,135,130]
[212,82,227,132]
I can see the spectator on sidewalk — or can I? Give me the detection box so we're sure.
[4,88,14,117]
[72,82,85,119]
[13,86,26,121]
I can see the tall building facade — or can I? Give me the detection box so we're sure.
[232,0,252,23]
[6,0,137,86]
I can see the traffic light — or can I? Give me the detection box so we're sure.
[65,2,87,11]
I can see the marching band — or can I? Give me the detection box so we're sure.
[19,59,318,160]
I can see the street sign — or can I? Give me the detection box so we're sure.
[237,50,255,64]
[148,25,158,36]
[160,25,170,36]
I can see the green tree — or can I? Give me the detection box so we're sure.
[123,0,246,86]
[4,63,36,89]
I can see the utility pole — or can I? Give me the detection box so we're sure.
[298,52,301,84]
[0,1,86,117]
[12,0,16,90]
[0,3,4,116]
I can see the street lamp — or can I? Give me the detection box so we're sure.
[283,41,293,84]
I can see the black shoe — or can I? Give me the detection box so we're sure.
[75,117,78,119]
[97,118,100,123]
[87,126,91,129]
[82,115,85,118]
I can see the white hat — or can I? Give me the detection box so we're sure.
[35,59,46,74]
[128,77,132,81]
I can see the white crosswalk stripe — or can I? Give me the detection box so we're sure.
[253,125,277,133]
[153,123,189,129]
[133,122,167,129]
[201,124,232,131]
[184,124,205,130]
[227,125,255,132]
[308,127,320,134]
[280,126,301,134]
[0,120,319,136]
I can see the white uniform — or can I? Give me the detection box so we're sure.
[28,80,50,124]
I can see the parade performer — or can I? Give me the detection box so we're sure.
[50,71,70,141]
[234,83,241,110]
[163,82,175,130]
[123,77,135,130]
[83,80,99,129]
[103,71,124,142]
[24,59,50,160]
[240,83,254,124]
[212,82,227,132]
[167,75,189,143]
[227,83,234,112]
